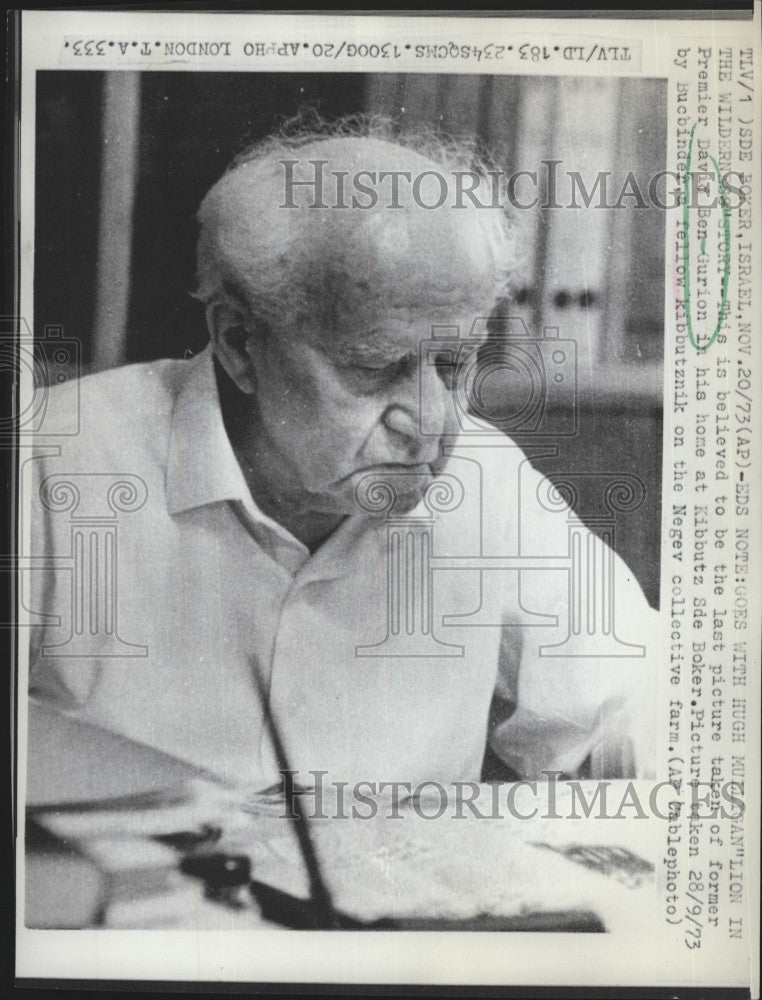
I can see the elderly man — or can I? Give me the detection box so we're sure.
[27,125,657,797]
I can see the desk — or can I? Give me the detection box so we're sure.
[26,781,658,933]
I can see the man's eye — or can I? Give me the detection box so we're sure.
[434,344,483,389]
[352,358,410,381]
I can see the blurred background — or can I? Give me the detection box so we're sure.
[34,70,665,606]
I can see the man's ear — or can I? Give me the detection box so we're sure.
[205,294,262,395]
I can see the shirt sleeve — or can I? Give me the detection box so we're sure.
[488,452,658,780]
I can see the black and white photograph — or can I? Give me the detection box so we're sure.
[23,65,665,930]
[10,7,760,993]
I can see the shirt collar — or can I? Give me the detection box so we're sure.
[165,345,311,560]
[166,343,254,516]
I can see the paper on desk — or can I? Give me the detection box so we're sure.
[219,785,658,934]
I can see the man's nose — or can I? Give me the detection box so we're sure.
[380,364,451,457]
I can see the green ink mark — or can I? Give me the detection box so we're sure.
[700,236,706,255]
[682,122,731,352]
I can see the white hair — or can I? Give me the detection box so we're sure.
[194,114,523,334]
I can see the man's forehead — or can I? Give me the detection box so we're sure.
[304,304,483,359]
[294,207,501,332]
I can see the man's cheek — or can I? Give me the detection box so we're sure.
[320,384,382,432]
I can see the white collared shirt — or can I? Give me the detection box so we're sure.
[25,345,657,790]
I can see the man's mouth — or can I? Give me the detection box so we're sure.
[353,462,433,477]
[348,463,438,515]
